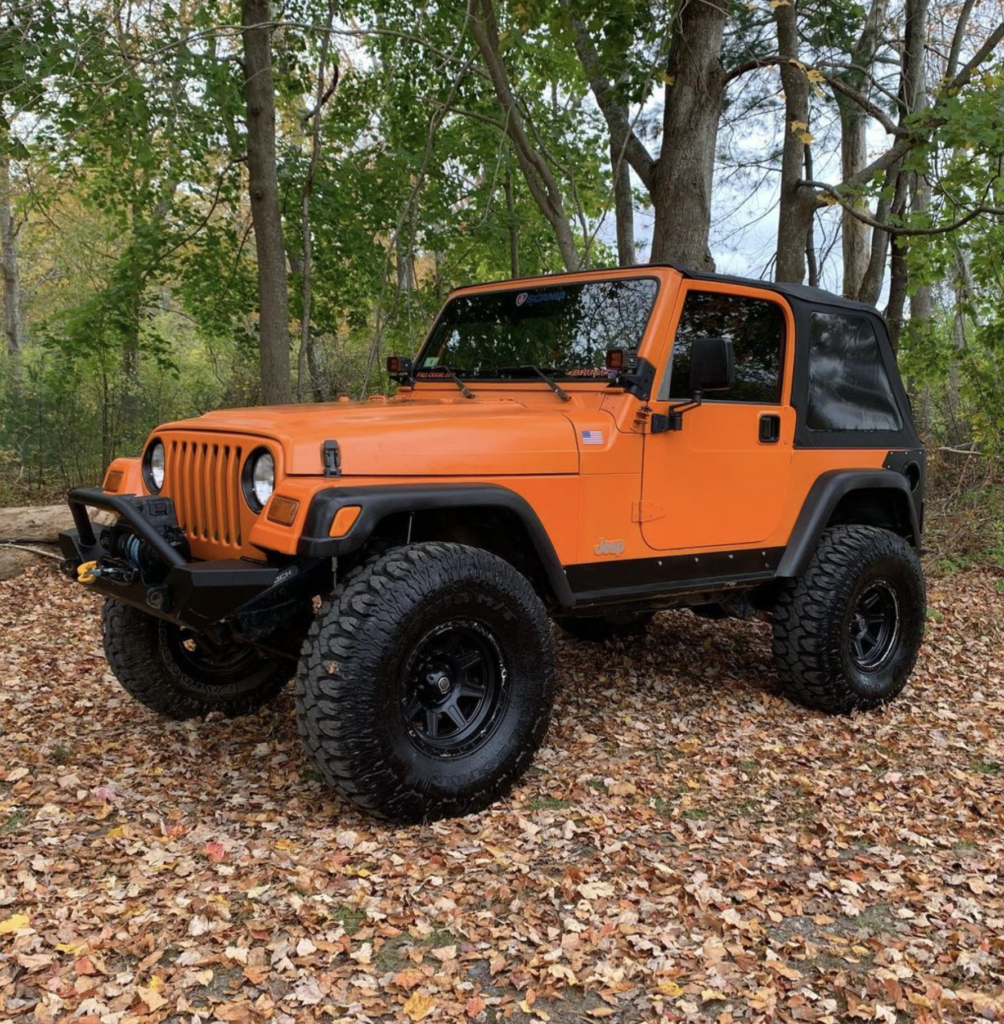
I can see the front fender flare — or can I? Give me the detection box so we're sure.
[298,483,574,608]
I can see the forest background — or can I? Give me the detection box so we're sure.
[1,0,1002,566]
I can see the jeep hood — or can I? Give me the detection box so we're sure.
[159,398,584,476]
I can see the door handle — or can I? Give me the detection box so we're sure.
[759,413,781,444]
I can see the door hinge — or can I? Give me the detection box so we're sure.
[632,500,665,523]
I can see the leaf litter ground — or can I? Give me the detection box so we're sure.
[1,566,1002,1023]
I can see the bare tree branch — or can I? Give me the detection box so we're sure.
[801,179,1004,235]
[467,0,580,270]
[560,2,656,191]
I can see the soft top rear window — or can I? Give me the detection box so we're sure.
[415,277,659,381]
[806,312,902,431]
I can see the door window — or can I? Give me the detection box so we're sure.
[663,290,785,403]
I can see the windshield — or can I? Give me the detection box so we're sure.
[415,277,659,381]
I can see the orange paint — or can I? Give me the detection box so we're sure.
[110,267,902,569]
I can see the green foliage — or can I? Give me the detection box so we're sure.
[0,0,1002,510]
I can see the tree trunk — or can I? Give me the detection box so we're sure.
[904,0,932,330]
[297,6,335,404]
[241,0,292,405]
[804,140,819,288]
[0,135,23,382]
[838,101,872,297]
[837,0,887,298]
[503,169,519,278]
[886,234,908,352]
[857,157,905,305]
[649,0,728,269]
[774,2,816,283]
[611,138,635,266]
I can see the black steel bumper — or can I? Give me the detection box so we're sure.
[60,488,321,632]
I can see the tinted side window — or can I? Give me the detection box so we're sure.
[806,313,901,431]
[667,291,784,402]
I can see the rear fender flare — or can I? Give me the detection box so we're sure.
[777,470,921,579]
[298,483,574,608]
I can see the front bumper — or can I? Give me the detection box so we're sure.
[60,488,321,632]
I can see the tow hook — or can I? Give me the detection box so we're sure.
[75,559,138,586]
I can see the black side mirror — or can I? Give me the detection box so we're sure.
[689,337,734,394]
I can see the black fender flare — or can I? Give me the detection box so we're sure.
[777,469,921,579]
[297,483,574,608]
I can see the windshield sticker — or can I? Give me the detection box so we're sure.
[565,367,612,378]
[516,290,567,307]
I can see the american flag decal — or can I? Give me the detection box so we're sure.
[581,429,604,446]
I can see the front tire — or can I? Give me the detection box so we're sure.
[295,543,556,823]
[102,599,296,720]
[771,525,925,713]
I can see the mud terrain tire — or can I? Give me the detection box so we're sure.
[295,542,556,823]
[772,525,925,713]
[101,599,295,719]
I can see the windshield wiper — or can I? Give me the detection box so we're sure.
[417,365,475,399]
[498,365,571,402]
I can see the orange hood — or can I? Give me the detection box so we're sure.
[159,396,587,476]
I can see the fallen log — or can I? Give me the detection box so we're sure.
[0,543,60,582]
[0,503,114,544]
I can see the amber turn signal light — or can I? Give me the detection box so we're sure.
[605,348,626,370]
[266,495,300,526]
[329,505,362,538]
[103,470,125,493]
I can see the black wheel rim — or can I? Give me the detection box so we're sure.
[401,619,508,758]
[163,626,263,688]
[848,580,901,672]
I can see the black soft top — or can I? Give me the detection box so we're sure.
[660,262,880,316]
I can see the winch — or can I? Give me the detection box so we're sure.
[78,496,190,586]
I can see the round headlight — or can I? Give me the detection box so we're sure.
[145,440,165,493]
[243,449,275,510]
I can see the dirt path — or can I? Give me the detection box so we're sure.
[1,566,1002,1023]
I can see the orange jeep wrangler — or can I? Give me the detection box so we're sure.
[61,265,925,822]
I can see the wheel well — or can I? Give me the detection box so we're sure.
[826,487,917,543]
[356,507,557,606]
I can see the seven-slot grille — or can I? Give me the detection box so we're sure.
[166,439,244,548]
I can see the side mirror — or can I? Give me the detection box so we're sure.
[689,337,734,394]
[650,336,736,433]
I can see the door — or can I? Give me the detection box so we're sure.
[641,284,794,552]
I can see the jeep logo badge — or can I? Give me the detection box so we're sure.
[594,538,625,557]
[515,292,527,306]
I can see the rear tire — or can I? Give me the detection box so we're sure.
[771,526,925,713]
[101,599,295,720]
[295,543,556,823]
